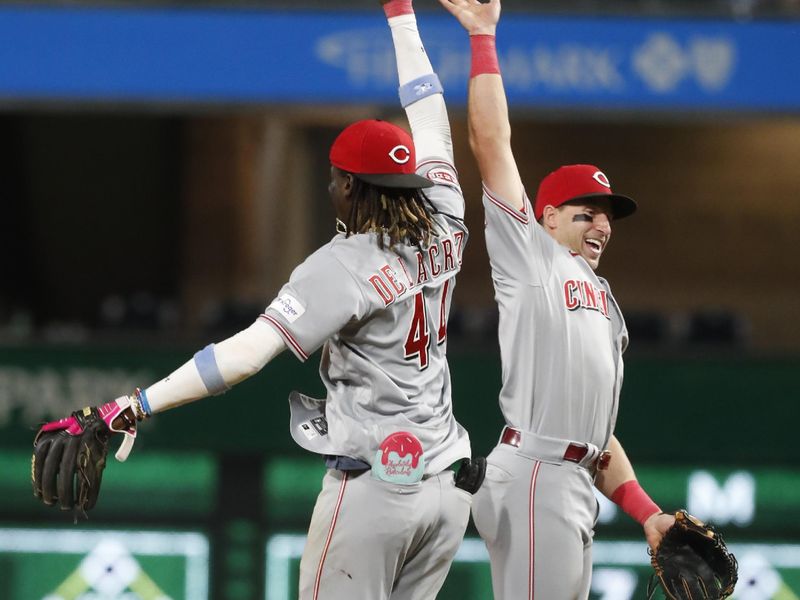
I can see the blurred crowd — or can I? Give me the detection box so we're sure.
[0,294,749,352]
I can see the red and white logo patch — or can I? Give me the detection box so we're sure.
[592,171,611,188]
[427,167,459,187]
[388,144,411,165]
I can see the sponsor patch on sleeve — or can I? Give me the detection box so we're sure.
[427,167,460,188]
[269,293,306,323]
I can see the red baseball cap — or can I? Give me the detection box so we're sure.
[329,119,433,189]
[534,164,637,221]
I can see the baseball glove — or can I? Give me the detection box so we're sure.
[648,509,738,600]
[32,397,139,513]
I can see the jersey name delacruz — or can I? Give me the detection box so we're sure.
[368,231,465,306]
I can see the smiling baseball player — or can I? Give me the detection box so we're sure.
[32,1,482,598]
[439,0,676,598]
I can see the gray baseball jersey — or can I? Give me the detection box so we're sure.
[482,187,627,451]
[261,159,470,476]
[472,186,629,600]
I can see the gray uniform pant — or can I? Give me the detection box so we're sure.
[472,444,599,600]
[298,468,471,600]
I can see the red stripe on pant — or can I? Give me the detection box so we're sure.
[313,472,349,600]
[528,461,541,600]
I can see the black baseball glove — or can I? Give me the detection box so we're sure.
[32,398,139,513]
[648,510,738,600]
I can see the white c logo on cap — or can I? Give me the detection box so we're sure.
[593,171,611,188]
[389,145,411,165]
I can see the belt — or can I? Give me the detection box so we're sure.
[500,427,587,463]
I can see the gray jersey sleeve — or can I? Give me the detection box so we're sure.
[419,159,464,220]
[482,185,556,286]
[260,249,367,361]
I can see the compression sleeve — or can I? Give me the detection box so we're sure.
[143,319,286,413]
[387,12,453,164]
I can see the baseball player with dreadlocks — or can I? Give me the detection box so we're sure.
[32,1,483,598]
[439,0,676,599]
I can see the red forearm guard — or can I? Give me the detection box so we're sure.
[383,0,413,18]
[611,480,661,525]
[470,34,501,78]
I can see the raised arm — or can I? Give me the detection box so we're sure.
[439,0,525,209]
[383,0,453,165]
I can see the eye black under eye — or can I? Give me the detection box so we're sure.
[572,214,593,223]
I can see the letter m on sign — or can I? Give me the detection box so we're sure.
[687,470,755,526]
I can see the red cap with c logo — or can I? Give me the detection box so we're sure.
[330,119,433,189]
[534,164,637,220]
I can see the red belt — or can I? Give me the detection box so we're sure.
[500,427,610,469]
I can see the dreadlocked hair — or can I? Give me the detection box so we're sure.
[344,176,440,250]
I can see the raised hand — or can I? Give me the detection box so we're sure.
[437,0,501,35]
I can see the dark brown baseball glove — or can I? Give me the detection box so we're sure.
[32,398,139,514]
[648,510,738,600]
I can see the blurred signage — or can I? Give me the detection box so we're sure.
[265,534,800,600]
[0,346,320,452]
[263,457,800,535]
[0,365,153,428]
[0,6,798,110]
[687,470,755,526]
[0,528,209,600]
[594,467,796,534]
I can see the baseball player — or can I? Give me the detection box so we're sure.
[439,0,676,598]
[32,2,481,598]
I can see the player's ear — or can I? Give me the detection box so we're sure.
[343,173,355,196]
[542,204,559,229]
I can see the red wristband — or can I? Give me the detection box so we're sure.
[383,0,413,18]
[610,480,661,525]
[470,34,500,78]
